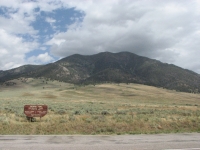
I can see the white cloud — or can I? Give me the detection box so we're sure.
[0,16,37,35]
[0,0,62,70]
[45,17,57,30]
[1,0,200,75]
[46,0,200,73]
[0,29,38,70]
[46,17,56,23]
[27,52,54,64]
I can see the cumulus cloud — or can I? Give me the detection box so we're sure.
[27,52,54,64]
[0,0,63,70]
[0,29,38,70]
[1,0,200,74]
[47,0,200,73]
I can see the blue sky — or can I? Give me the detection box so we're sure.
[27,8,83,58]
[0,0,200,74]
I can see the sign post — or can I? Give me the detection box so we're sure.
[24,105,48,122]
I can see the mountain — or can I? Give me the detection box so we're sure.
[0,51,200,93]
[0,65,42,82]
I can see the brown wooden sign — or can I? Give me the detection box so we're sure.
[24,105,48,118]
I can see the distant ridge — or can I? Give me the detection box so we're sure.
[0,51,200,93]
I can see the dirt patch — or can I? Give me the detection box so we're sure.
[22,92,35,96]
[42,94,57,99]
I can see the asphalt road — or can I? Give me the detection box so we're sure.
[0,133,200,150]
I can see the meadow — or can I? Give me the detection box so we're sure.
[0,77,200,135]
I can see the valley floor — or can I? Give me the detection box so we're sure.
[0,78,200,134]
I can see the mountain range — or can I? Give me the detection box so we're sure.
[0,51,200,93]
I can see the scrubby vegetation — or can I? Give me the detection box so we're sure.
[0,78,200,134]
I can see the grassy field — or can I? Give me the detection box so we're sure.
[0,77,200,135]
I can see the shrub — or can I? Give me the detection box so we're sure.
[74,110,81,115]
[116,110,127,115]
[101,110,109,115]
[57,109,66,115]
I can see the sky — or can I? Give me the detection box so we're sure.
[0,0,200,74]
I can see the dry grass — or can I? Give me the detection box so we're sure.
[22,92,35,97]
[0,78,200,134]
